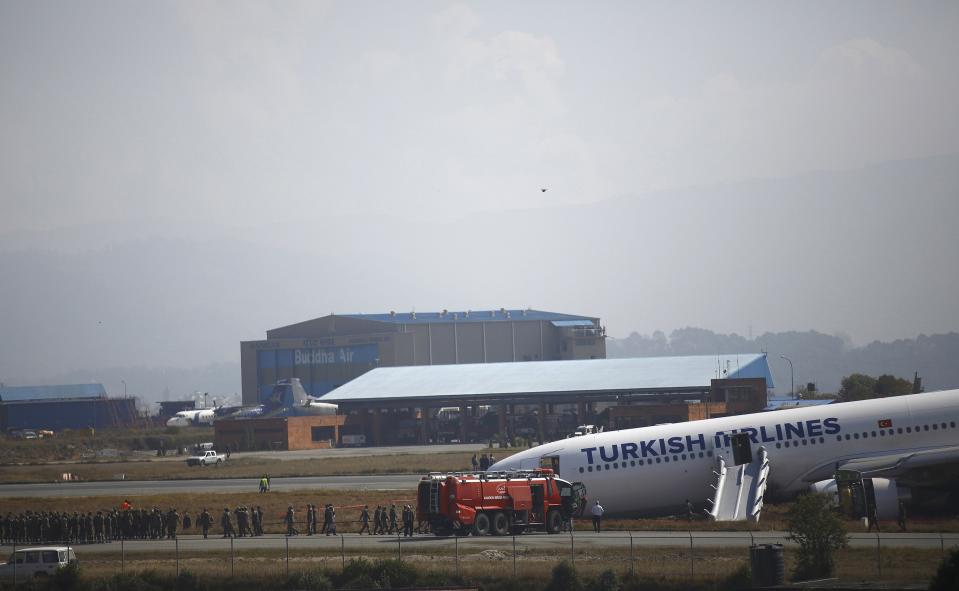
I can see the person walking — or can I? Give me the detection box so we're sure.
[182,511,191,531]
[259,475,269,493]
[388,504,398,534]
[373,506,383,535]
[284,505,298,536]
[591,500,605,533]
[479,454,489,471]
[220,508,234,538]
[326,504,337,536]
[897,500,907,531]
[471,454,478,472]
[402,505,414,537]
[306,504,315,535]
[358,505,371,535]
[198,509,211,539]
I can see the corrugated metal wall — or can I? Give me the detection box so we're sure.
[0,398,138,431]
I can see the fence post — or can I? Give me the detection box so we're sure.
[941,533,945,556]
[12,541,15,586]
[397,532,402,561]
[341,534,346,569]
[455,535,459,577]
[230,536,235,577]
[570,531,575,564]
[175,537,179,577]
[285,536,290,577]
[512,534,517,577]
[628,531,634,576]
[876,534,882,577]
[689,531,694,577]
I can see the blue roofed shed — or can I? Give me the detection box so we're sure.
[0,383,106,402]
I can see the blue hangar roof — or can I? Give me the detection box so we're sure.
[320,354,773,403]
[0,383,107,403]
[341,309,597,325]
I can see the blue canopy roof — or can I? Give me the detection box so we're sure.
[321,354,773,403]
[0,383,107,402]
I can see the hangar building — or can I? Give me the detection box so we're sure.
[320,353,774,446]
[0,384,139,432]
[241,309,605,405]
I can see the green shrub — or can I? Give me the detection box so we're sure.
[51,562,82,591]
[545,561,583,591]
[286,569,333,591]
[589,569,621,591]
[787,493,846,580]
[174,570,199,591]
[929,548,959,591]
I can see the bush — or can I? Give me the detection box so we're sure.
[716,563,751,591]
[287,569,333,591]
[787,493,847,580]
[929,548,959,591]
[545,561,583,591]
[174,571,199,591]
[589,569,621,591]
[51,562,82,591]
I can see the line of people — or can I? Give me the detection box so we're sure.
[2,501,426,544]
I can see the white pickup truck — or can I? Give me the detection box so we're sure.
[185,450,223,467]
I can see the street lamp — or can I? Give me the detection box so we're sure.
[780,355,794,399]
[121,380,127,397]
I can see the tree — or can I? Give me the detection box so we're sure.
[786,493,847,580]
[837,373,913,403]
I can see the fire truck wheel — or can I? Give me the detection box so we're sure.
[473,512,491,536]
[491,511,510,536]
[546,509,562,534]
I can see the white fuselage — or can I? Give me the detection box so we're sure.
[489,389,959,515]
[165,409,215,427]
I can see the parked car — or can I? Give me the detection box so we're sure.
[0,547,77,582]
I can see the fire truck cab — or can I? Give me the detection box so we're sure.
[417,468,582,536]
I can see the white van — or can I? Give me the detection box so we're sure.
[0,546,77,581]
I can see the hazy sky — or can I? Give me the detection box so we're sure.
[3,1,958,232]
[2,1,958,383]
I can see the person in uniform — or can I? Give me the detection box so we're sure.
[221,508,235,538]
[284,505,298,536]
[372,506,383,535]
[182,511,192,531]
[199,509,212,539]
[358,505,371,535]
[897,500,907,531]
[326,504,336,536]
[388,504,398,534]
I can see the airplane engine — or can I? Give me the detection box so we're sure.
[809,478,910,520]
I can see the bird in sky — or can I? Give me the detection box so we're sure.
[540,188,548,193]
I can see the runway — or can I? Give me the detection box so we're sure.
[0,474,419,498]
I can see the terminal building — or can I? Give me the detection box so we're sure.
[319,354,774,446]
[241,309,606,405]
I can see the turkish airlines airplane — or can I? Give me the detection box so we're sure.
[489,389,959,520]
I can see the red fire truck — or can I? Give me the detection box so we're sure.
[417,469,585,536]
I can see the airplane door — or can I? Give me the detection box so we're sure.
[540,455,560,474]
[731,433,753,465]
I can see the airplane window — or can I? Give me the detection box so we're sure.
[639,460,644,466]
[898,428,904,434]
[879,430,885,436]
[656,458,662,464]
[923,425,929,431]
[699,452,705,458]
[775,443,781,449]
[681,454,687,460]
[941,422,947,429]
[819,437,824,443]
[836,436,842,442]
[951,422,956,428]
[707,451,713,457]
[802,440,808,446]
[845,434,851,440]
[613,463,618,469]
[853,433,860,439]
[906,427,912,433]
[630,460,636,467]
[664,457,670,463]
[914,425,920,431]
[871,431,877,437]
[784,441,791,448]
[579,467,584,473]
[673,455,679,462]
[933,424,938,430]
[587,466,593,472]
[809,438,815,445]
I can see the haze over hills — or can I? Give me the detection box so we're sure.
[1,154,958,404]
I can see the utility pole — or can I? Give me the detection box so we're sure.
[780,355,794,399]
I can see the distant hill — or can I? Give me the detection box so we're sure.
[607,328,959,395]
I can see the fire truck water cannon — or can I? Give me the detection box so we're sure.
[417,468,586,537]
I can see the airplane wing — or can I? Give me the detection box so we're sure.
[837,445,959,477]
